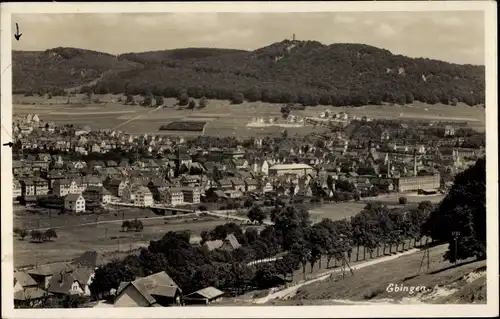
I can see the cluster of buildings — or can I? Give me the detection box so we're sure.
[12,114,485,213]
[14,251,101,307]
[14,251,225,307]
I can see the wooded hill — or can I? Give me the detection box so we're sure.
[13,40,485,107]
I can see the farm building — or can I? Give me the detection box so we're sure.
[47,270,90,297]
[114,271,182,307]
[203,234,241,252]
[184,287,224,305]
[71,251,104,269]
[14,271,47,307]
[27,262,74,290]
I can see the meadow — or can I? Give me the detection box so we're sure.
[13,210,230,268]
[308,202,367,224]
[307,192,445,224]
[13,94,485,137]
[364,193,446,205]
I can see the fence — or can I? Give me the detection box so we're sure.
[266,236,435,296]
[247,256,283,267]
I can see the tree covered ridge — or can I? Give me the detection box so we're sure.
[12,47,142,95]
[13,41,485,106]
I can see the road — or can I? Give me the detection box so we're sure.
[33,213,200,231]
[251,248,420,304]
[30,209,263,231]
[207,211,274,226]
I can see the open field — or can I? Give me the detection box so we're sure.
[364,193,446,205]
[308,202,367,223]
[307,192,445,224]
[13,205,160,230]
[13,213,229,268]
[288,243,486,304]
[13,95,485,136]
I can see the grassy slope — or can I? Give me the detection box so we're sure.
[291,244,486,304]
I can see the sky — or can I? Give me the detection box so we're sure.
[11,11,485,65]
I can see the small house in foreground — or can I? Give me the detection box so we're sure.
[203,233,241,252]
[184,287,224,305]
[114,271,182,307]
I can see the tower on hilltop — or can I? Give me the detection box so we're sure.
[292,33,296,41]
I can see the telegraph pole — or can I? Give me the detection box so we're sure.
[418,237,431,274]
[452,231,460,266]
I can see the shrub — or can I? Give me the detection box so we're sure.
[399,197,408,205]
[198,96,208,108]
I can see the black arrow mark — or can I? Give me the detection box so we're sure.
[14,23,22,41]
[3,142,14,147]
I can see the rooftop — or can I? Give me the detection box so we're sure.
[269,163,313,170]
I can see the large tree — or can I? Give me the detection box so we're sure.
[247,205,267,224]
[423,157,486,262]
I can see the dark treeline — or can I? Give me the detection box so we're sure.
[13,42,485,107]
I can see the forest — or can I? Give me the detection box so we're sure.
[13,41,485,107]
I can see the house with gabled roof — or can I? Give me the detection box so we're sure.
[71,250,104,269]
[104,178,129,197]
[14,270,47,307]
[114,271,182,307]
[64,194,86,213]
[82,186,112,204]
[13,160,24,176]
[28,262,74,290]
[47,269,91,297]
[229,178,246,192]
[244,178,259,193]
[53,178,83,197]
[20,179,36,197]
[203,234,241,252]
[13,179,22,200]
[184,287,224,305]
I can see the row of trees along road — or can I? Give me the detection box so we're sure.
[89,157,486,300]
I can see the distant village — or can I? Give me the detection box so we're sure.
[247,110,351,128]
[11,112,485,307]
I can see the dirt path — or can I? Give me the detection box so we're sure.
[251,248,420,304]
[33,213,199,231]
[32,210,247,231]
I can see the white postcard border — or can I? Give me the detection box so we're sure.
[1,2,498,318]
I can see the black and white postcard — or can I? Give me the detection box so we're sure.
[1,1,498,318]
